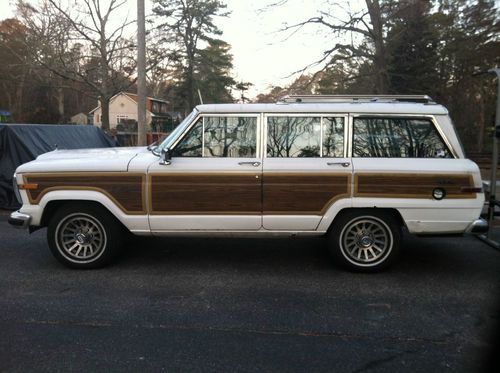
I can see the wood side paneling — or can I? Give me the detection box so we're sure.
[24,173,146,214]
[263,173,351,215]
[354,173,476,199]
[150,173,261,214]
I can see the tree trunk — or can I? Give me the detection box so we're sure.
[2,82,13,116]
[57,86,65,123]
[186,61,195,110]
[99,21,110,131]
[365,0,389,93]
[15,74,25,122]
[476,90,485,152]
[101,97,110,132]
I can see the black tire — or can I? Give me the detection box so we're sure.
[47,203,124,269]
[327,209,401,272]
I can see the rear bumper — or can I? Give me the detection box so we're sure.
[465,218,489,234]
[8,211,31,229]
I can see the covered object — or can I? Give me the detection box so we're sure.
[0,124,117,209]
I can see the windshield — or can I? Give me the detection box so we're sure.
[155,109,198,155]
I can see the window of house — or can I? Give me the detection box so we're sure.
[116,115,128,124]
[352,117,452,158]
[173,116,257,158]
[266,116,345,157]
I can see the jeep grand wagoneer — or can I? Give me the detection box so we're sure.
[9,95,487,271]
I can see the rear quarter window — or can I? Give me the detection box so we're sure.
[352,117,452,158]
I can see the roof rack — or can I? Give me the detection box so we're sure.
[279,94,435,104]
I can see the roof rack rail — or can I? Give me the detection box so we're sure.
[279,94,435,104]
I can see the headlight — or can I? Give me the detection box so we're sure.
[13,173,22,204]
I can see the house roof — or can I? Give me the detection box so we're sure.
[123,92,169,104]
[89,91,169,114]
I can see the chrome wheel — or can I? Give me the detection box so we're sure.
[340,216,393,266]
[55,213,107,263]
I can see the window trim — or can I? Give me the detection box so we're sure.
[349,114,457,159]
[263,113,348,159]
[171,113,262,158]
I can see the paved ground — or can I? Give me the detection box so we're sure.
[0,210,499,372]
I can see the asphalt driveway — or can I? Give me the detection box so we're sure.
[0,210,499,372]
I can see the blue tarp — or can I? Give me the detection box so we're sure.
[0,124,117,209]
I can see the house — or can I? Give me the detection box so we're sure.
[70,112,89,125]
[89,92,172,132]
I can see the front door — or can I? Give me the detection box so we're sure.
[148,114,262,231]
[262,114,352,230]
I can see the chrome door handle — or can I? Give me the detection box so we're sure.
[327,162,350,167]
[238,161,261,167]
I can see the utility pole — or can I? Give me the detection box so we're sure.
[137,0,147,146]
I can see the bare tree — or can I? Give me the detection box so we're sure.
[17,0,137,131]
[269,0,389,93]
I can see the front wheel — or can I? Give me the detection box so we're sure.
[328,210,401,272]
[47,204,124,269]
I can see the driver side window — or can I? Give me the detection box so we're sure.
[173,115,257,158]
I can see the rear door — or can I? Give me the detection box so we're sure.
[262,114,352,230]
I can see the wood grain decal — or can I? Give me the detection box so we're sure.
[263,173,351,215]
[354,173,476,199]
[24,173,146,214]
[150,173,261,215]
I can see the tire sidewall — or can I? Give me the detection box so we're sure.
[54,212,108,265]
[329,210,400,272]
[47,204,123,269]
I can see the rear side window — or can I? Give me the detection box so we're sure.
[267,116,345,157]
[352,117,452,158]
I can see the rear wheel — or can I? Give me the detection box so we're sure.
[47,203,124,269]
[328,210,400,272]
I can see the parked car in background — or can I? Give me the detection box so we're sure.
[9,95,487,271]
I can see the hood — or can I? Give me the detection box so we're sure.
[17,147,148,173]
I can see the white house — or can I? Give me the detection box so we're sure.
[70,112,89,125]
[89,92,171,131]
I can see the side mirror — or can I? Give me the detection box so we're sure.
[159,147,172,165]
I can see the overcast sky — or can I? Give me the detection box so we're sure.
[0,0,359,97]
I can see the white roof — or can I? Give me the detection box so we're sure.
[196,102,448,115]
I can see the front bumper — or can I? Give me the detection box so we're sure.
[8,211,31,229]
[465,218,489,234]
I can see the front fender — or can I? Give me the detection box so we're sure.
[23,190,150,234]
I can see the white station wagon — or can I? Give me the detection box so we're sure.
[9,95,487,271]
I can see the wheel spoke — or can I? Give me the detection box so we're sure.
[75,245,83,256]
[341,217,392,265]
[57,214,106,261]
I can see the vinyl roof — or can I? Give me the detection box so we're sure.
[196,102,448,115]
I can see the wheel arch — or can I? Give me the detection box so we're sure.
[326,207,407,234]
[40,200,126,230]
[36,190,147,232]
